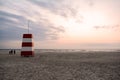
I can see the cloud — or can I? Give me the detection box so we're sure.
[0,0,65,42]
[85,0,94,7]
[0,11,27,41]
[30,20,65,40]
[88,0,94,6]
[29,0,83,21]
[0,11,27,29]
[94,25,120,31]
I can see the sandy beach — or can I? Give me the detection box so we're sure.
[0,50,120,80]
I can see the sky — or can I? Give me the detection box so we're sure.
[0,0,120,49]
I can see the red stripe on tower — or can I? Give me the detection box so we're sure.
[22,42,33,47]
[21,34,34,57]
[23,34,32,38]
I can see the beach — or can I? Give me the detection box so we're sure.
[0,50,120,80]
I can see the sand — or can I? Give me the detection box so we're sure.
[0,50,120,80]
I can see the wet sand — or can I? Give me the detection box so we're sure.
[0,51,120,80]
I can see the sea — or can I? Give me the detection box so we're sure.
[0,49,120,54]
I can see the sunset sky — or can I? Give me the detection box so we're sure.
[0,0,120,49]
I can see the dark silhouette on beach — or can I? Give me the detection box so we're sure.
[9,49,16,55]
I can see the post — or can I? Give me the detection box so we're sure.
[28,20,29,34]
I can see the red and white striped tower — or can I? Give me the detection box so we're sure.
[21,34,34,57]
[21,20,34,57]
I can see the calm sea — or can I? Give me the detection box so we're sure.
[0,49,120,54]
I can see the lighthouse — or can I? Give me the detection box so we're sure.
[21,21,34,57]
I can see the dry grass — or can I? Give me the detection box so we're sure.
[0,51,120,80]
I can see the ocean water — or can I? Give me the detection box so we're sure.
[0,49,120,54]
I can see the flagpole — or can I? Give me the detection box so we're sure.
[28,20,29,34]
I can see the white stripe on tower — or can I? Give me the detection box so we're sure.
[21,34,34,56]
[21,47,34,51]
[22,38,33,42]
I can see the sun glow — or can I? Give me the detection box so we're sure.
[83,11,106,26]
